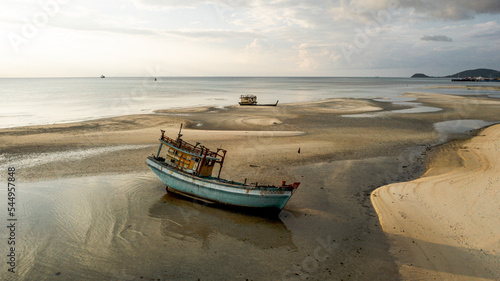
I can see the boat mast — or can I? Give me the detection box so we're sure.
[156,129,166,158]
[176,123,183,144]
[217,149,227,179]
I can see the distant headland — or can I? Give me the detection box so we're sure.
[411,68,500,81]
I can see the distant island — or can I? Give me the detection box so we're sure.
[411,68,500,81]
[411,73,430,78]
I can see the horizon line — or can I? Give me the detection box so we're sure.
[0,75,424,79]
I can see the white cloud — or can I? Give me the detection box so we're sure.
[464,21,500,39]
[164,29,260,41]
[245,38,266,54]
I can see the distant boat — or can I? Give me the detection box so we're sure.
[146,124,299,213]
[101,75,105,78]
[239,94,279,106]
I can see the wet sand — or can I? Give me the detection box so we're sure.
[425,85,500,92]
[1,93,500,280]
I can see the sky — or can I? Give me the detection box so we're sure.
[1,0,499,77]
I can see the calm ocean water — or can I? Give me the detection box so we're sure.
[0,77,496,129]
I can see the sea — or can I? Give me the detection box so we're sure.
[2,77,499,129]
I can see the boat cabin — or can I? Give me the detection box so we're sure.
[239,94,257,105]
[155,126,226,178]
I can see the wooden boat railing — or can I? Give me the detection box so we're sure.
[160,127,224,160]
[159,124,227,179]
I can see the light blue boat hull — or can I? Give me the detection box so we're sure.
[146,158,294,211]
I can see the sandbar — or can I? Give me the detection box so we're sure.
[372,124,500,280]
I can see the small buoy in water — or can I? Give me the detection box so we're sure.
[298,148,301,154]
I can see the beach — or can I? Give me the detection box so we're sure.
[371,124,500,280]
[1,92,500,280]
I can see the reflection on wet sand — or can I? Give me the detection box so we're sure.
[4,173,299,280]
[149,193,296,250]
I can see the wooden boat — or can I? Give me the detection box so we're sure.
[239,94,279,106]
[146,125,299,212]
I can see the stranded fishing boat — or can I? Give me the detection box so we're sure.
[239,94,279,106]
[146,125,299,212]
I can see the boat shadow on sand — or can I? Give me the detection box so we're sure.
[147,192,296,251]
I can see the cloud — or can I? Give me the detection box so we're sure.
[164,29,260,40]
[332,0,500,21]
[244,38,270,54]
[421,35,453,42]
[132,0,252,10]
[4,0,500,76]
[464,21,500,39]
[131,0,206,9]
[399,0,500,20]
[132,0,339,28]
[48,8,159,36]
